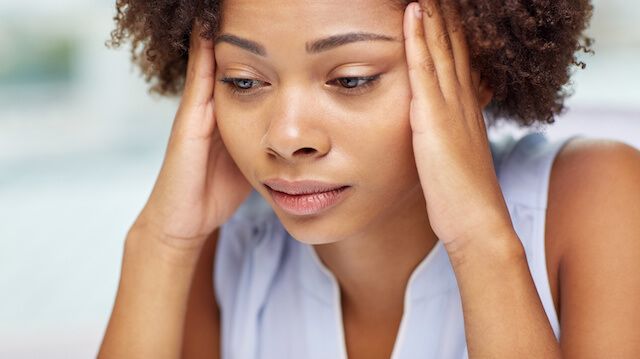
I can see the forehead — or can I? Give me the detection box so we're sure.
[219,0,404,42]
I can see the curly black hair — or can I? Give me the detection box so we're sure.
[106,0,594,128]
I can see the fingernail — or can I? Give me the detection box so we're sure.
[414,3,423,19]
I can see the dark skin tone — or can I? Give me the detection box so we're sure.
[213,1,640,357]
[212,0,531,355]
[99,1,640,358]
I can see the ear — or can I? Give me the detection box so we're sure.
[471,70,493,109]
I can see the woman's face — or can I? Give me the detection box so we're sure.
[214,0,424,244]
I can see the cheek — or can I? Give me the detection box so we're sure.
[213,98,234,149]
[213,82,263,150]
[361,86,417,188]
[368,84,413,162]
[213,99,255,173]
[376,119,415,180]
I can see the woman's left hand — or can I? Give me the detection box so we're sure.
[403,1,516,253]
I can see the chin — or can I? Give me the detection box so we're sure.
[273,210,352,246]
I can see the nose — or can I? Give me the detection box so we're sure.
[261,92,331,163]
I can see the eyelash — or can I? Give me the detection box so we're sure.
[218,74,382,97]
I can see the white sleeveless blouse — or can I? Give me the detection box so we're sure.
[214,131,583,358]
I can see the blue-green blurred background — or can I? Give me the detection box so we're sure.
[0,1,638,357]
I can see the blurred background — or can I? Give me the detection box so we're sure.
[0,0,638,357]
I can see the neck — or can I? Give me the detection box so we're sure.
[312,186,438,316]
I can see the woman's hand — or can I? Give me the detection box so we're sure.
[132,20,252,249]
[403,1,516,253]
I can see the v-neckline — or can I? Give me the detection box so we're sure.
[298,238,447,359]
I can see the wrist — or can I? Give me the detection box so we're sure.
[125,223,206,268]
[445,227,525,269]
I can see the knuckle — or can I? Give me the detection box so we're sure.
[422,58,437,75]
[436,31,452,52]
[420,0,435,17]
[410,56,436,77]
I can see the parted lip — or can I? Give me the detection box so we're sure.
[263,178,349,195]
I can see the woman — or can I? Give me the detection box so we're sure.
[99,0,640,358]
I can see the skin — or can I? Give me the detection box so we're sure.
[99,0,640,358]
[213,1,495,356]
[214,0,483,349]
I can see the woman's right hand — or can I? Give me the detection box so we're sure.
[132,20,252,249]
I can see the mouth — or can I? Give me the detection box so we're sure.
[263,179,351,216]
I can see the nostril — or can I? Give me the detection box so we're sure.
[294,147,316,156]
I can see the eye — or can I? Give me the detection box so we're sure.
[219,74,383,97]
[329,75,382,95]
[219,77,269,96]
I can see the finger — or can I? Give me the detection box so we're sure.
[471,70,482,97]
[404,2,446,120]
[440,2,473,87]
[418,0,459,97]
[163,20,216,186]
[182,19,216,109]
[471,71,480,90]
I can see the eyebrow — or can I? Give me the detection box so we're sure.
[214,32,398,57]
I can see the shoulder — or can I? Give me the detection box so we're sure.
[546,137,640,356]
[551,136,640,181]
[547,137,640,254]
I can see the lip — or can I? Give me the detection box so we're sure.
[263,178,351,216]
[263,178,348,195]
